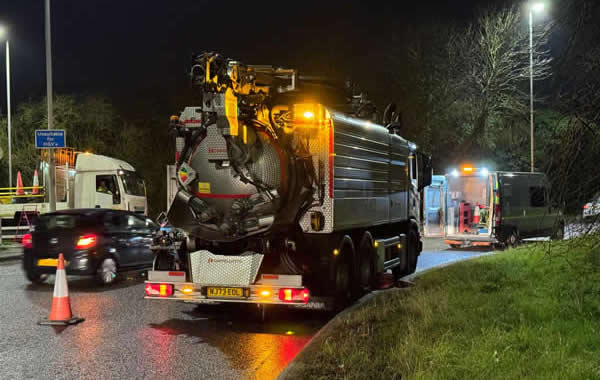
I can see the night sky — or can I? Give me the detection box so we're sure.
[0,0,506,110]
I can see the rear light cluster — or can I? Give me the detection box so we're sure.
[22,233,33,248]
[76,234,97,249]
[278,288,309,304]
[145,283,173,297]
[494,204,502,226]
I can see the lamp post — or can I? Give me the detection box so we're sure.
[0,26,11,188]
[529,2,545,173]
[45,0,57,212]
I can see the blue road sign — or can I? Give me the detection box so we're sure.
[35,130,66,149]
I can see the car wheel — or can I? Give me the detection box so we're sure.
[97,258,118,285]
[26,272,48,284]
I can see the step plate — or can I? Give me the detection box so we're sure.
[189,250,263,286]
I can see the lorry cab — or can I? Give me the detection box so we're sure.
[73,153,148,215]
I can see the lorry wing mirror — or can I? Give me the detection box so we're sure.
[418,153,433,191]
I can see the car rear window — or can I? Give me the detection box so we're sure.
[36,214,97,231]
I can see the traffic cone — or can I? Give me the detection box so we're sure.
[32,170,40,195]
[39,253,84,326]
[15,171,24,195]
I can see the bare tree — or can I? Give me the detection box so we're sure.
[448,7,552,151]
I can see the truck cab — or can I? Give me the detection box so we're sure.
[73,153,147,214]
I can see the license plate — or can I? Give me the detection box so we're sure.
[37,258,58,267]
[206,287,247,298]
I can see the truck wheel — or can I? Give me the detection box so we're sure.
[26,271,48,284]
[333,236,355,310]
[356,232,376,296]
[97,258,118,285]
[155,253,176,271]
[407,229,419,274]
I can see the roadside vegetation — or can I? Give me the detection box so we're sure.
[289,237,600,380]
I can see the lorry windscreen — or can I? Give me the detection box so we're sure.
[120,171,146,196]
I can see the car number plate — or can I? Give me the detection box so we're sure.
[37,258,58,267]
[206,287,247,298]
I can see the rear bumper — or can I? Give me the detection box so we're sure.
[444,236,497,247]
[143,280,331,310]
[22,250,99,276]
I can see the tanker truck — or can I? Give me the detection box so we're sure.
[144,52,432,310]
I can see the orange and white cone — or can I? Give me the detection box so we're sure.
[39,253,84,326]
[16,171,24,196]
[32,170,40,195]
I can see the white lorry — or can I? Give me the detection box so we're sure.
[0,152,147,240]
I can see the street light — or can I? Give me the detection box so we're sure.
[529,2,545,173]
[0,25,12,188]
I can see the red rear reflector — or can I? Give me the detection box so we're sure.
[22,233,33,249]
[145,283,173,297]
[262,274,279,280]
[168,271,185,276]
[278,288,309,304]
[76,234,97,249]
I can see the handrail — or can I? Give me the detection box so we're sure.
[0,194,45,199]
[0,186,45,191]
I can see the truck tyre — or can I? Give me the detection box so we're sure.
[155,252,176,271]
[26,271,48,284]
[407,228,419,274]
[355,232,376,297]
[333,236,355,310]
[97,258,118,285]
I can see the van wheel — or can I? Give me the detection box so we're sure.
[552,222,565,241]
[356,232,376,296]
[26,272,48,284]
[97,258,118,285]
[507,229,520,247]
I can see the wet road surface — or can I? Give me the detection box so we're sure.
[0,241,490,380]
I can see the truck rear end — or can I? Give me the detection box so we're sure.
[145,52,431,311]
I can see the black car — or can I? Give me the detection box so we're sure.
[22,209,157,285]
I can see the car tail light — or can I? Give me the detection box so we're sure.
[145,283,173,297]
[584,204,589,209]
[22,233,33,248]
[76,234,97,249]
[278,288,309,304]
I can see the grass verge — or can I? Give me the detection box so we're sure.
[286,238,600,380]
